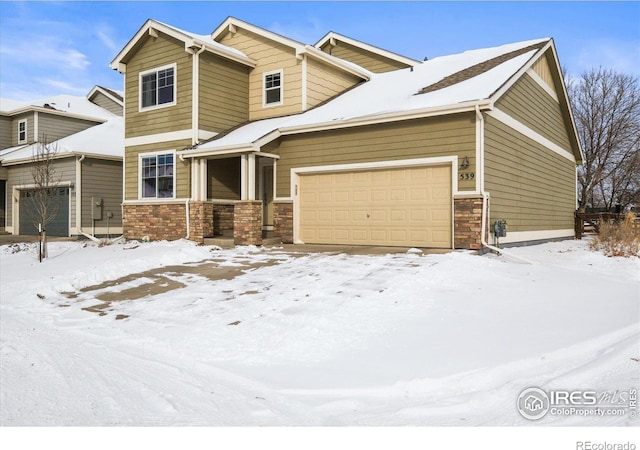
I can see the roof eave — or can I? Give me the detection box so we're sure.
[301,45,372,80]
[110,19,256,72]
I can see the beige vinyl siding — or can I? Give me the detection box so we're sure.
[218,28,302,120]
[306,57,363,108]
[273,113,476,197]
[199,53,250,133]
[124,139,191,200]
[485,115,575,232]
[207,157,241,200]
[319,41,410,73]
[532,53,554,89]
[12,113,34,146]
[0,116,12,149]
[90,92,123,116]
[496,72,572,151]
[38,113,100,142]
[6,157,77,229]
[80,158,123,228]
[124,33,192,138]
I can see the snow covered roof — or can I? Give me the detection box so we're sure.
[191,38,550,154]
[0,94,116,122]
[2,117,123,165]
[110,19,256,71]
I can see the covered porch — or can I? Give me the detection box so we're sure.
[183,149,288,246]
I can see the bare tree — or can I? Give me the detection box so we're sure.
[26,135,62,259]
[566,68,640,211]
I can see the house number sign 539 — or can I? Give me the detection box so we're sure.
[459,172,475,181]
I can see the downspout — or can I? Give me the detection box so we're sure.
[475,105,533,264]
[191,44,206,146]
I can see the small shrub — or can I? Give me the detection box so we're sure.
[589,212,640,257]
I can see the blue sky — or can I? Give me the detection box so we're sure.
[0,1,638,101]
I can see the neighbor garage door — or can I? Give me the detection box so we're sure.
[19,188,70,236]
[299,165,452,248]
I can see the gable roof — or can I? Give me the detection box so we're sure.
[110,19,257,72]
[315,31,421,68]
[210,17,372,81]
[188,38,555,154]
[87,85,124,106]
[2,117,123,165]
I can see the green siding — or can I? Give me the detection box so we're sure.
[485,115,575,232]
[273,114,476,197]
[199,53,249,133]
[80,158,123,228]
[218,28,303,120]
[207,158,241,200]
[124,139,191,200]
[124,33,192,138]
[319,41,411,73]
[306,58,362,109]
[496,72,572,151]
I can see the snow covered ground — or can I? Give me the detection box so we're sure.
[0,238,638,427]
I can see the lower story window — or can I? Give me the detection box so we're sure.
[141,152,174,198]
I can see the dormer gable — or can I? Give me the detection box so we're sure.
[315,31,420,73]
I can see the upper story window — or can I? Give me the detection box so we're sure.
[139,64,176,111]
[18,119,27,143]
[140,151,175,199]
[263,70,283,107]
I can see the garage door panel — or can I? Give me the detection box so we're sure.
[300,165,451,248]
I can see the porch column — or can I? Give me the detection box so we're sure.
[240,154,247,200]
[248,153,256,200]
[199,159,207,200]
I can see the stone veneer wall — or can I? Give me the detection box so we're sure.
[454,196,486,249]
[188,201,214,243]
[123,203,187,241]
[213,203,234,237]
[273,201,293,244]
[233,200,262,246]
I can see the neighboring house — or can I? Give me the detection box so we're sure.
[110,17,583,249]
[0,87,124,237]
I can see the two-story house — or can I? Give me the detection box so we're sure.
[111,17,582,249]
[0,86,124,237]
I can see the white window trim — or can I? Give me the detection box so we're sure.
[138,150,177,200]
[17,119,27,143]
[263,69,283,108]
[138,63,177,112]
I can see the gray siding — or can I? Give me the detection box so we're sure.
[90,92,123,116]
[80,157,123,229]
[485,115,576,232]
[0,116,12,150]
[11,112,34,146]
[6,157,77,231]
[272,113,477,197]
[38,113,101,142]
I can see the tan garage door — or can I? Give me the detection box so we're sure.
[299,165,452,248]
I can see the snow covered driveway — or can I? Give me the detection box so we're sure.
[1,239,638,426]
